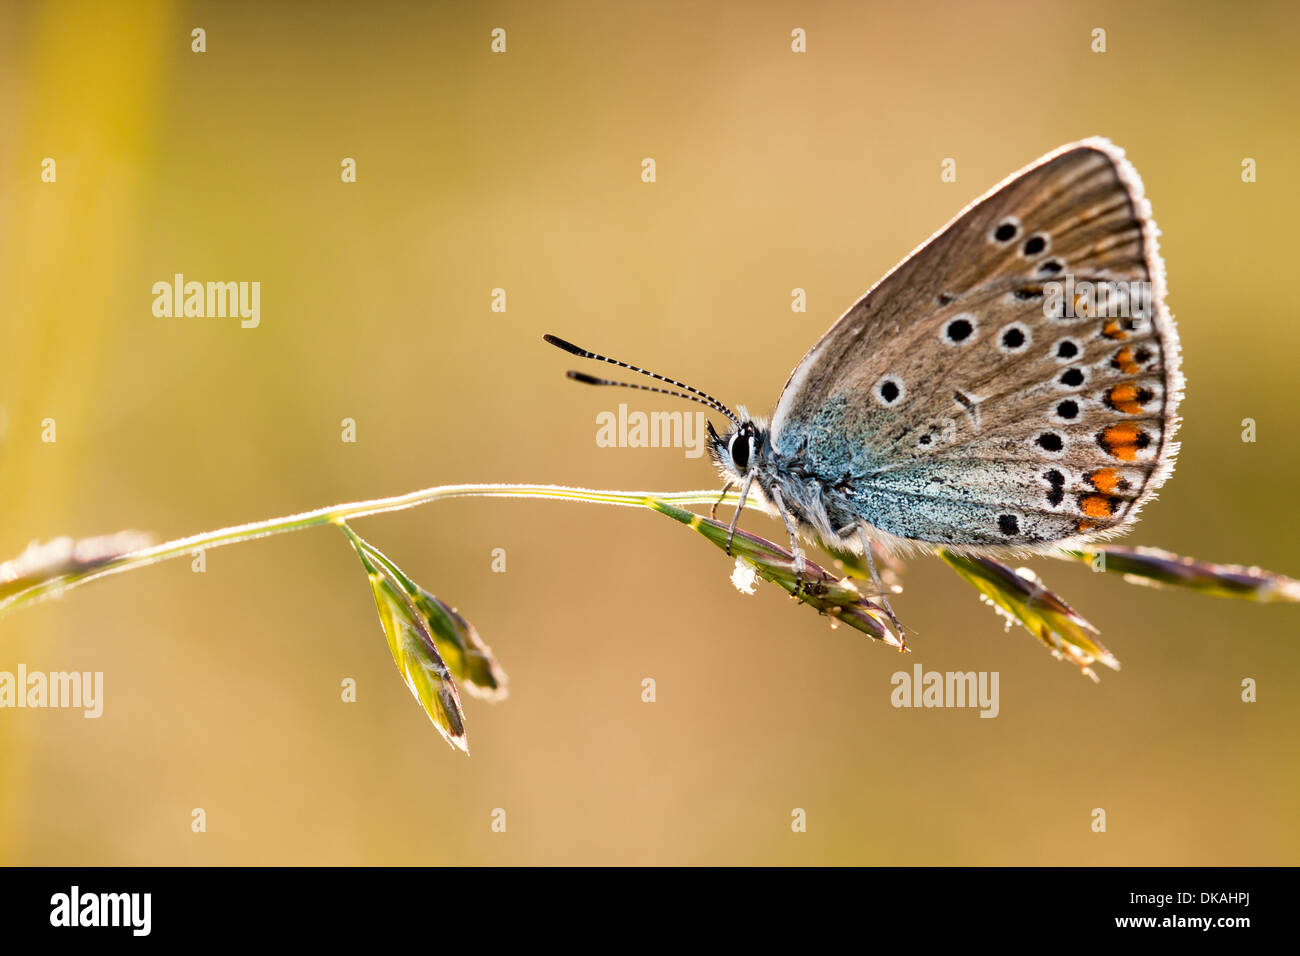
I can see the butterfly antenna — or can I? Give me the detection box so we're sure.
[544,333,741,426]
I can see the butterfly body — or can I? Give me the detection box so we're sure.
[708,138,1183,560]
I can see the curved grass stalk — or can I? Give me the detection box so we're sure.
[0,484,750,616]
[3,479,1294,695]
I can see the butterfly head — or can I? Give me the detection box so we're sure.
[707,412,767,481]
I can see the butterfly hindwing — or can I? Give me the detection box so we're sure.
[769,139,1183,552]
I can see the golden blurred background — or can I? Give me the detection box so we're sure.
[1,0,1297,865]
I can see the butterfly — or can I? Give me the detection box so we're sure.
[546,138,1183,625]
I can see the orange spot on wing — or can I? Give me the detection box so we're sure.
[1113,346,1140,375]
[1099,422,1143,461]
[1107,383,1143,414]
[1076,519,1099,533]
[1080,494,1115,519]
[1087,468,1122,494]
[1102,318,1127,340]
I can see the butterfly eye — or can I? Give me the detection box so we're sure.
[729,433,750,471]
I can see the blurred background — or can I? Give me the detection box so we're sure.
[1,0,1297,865]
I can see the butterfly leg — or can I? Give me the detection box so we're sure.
[766,485,807,592]
[858,527,904,639]
[710,481,735,521]
[724,473,754,557]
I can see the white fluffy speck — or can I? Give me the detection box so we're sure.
[731,559,758,595]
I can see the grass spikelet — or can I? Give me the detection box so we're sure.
[1071,545,1300,602]
[339,522,475,752]
[939,549,1118,679]
[647,499,903,647]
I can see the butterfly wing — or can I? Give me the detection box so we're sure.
[769,138,1183,552]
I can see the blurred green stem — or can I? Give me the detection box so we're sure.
[0,484,749,613]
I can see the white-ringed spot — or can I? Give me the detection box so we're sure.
[874,375,905,407]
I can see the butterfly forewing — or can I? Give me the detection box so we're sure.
[770,139,1183,552]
